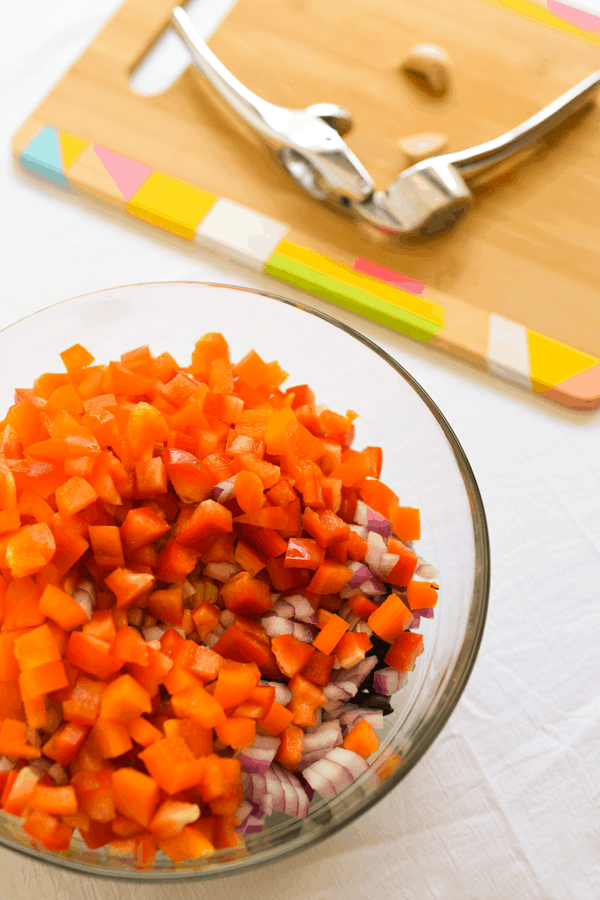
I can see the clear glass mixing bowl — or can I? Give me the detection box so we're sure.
[0,283,489,879]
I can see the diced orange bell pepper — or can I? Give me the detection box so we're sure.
[163,718,212,757]
[171,641,222,683]
[284,537,325,570]
[342,718,380,759]
[100,674,152,722]
[190,600,220,641]
[176,499,233,546]
[88,525,125,569]
[212,664,261,709]
[30,783,78,816]
[82,609,117,643]
[359,480,398,519]
[389,505,421,541]
[147,585,183,625]
[55,476,98,518]
[105,568,155,610]
[367,594,414,642]
[384,632,424,672]
[170,684,226,730]
[234,470,264,515]
[307,562,353,594]
[285,674,326,728]
[2,766,41,814]
[62,676,106,726]
[149,799,200,840]
[299,648,334,686]
[258,700,294,736]
[386,536,418,588]
[71,768,115,822]
[220,572,271,618]
[215,717,256,750]
[128,716,164,748]
[406,580,438,610]
[276,723,303,772]
[43,721,89,766]
[302,507,349,547]
[92,718,133,759]
[66,631,123,679]
[120,507,170,553]
[332,631,373,669]
[111,625,149,666]
[13,622,62,671]
[156,539,199,585]
[159,824,214,861]
[38,583,90,630]
[0,719,41,759]
[271,634,315,678]
[19,660,69,699]
[126,403,169,457]
[312,613,349,655]
[5,522,56,578]
[112,767,159,828]
[139,736,206,795]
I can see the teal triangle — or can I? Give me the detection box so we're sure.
[21,126,68,187]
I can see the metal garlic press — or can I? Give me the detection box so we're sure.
[172,7,600,237]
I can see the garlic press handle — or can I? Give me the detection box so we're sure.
[422,70,600,181]
[171,6,374,202]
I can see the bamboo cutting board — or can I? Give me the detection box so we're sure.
[12,0,600,408]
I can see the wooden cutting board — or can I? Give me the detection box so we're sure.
[12,0,600,408]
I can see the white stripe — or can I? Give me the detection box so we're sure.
[194,198,288,270]
[487,314,532,390]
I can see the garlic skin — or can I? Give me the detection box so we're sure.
[397,132,449,164]
[400,44,451,95]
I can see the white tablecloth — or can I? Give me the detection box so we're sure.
[2,3,600,898]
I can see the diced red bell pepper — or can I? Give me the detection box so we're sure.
[332,631,373,669]
[284,537,324,570]
[120,507,170,554]
[271,634,315,678]
[285,674,326,728]
[299,648,335,686]
[385,632,424,672]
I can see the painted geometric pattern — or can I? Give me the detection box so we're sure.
[18,125,600,407]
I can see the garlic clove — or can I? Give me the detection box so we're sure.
[400,43,451,95]
[397,132,449,164]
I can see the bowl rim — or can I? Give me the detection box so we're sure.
[0,281,490,881]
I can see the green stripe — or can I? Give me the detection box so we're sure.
[265,252,443,343]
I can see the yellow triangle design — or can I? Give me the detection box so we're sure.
[59,132,87,171]
[528,329,599,392]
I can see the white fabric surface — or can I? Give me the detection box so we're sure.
[2,3,600,898]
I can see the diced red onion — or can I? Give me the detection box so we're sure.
[413,606,434,619]
[146,639,162,650]
[212,477,236,504]
[142,625,168,642]
[374,667,408,695]
[360,578,387,597]
[181,579,196,601]
[415,558,439,580]
[327,747,370,778]
[323,682,358,701]
[243,816,266,834]
[322,700,346,717]
[290,621,315,643]
[205,623,225,648]
[48,762,69,786]
[246,772,272,816]
[348,523,368,541]
[259,613,294,638]
[354,500,392,538]
[219,610,235,628]
[302,756,354,801]
[204,561,242,582]
[235,799,253,827]
[273,599,295,618]
[72,579,95,619]
[237,734,280,774]
[0,757,16,773]
[260,681,292,706]
[285,594,318,625]
[302,720,342,750]
[347,562,372,588]
[339,585,361,601]
[331,655,377,688]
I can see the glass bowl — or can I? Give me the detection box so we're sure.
[0,282,489,880]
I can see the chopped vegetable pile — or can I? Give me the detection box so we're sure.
[0,334,438,868]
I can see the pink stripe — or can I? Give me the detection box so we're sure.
[93,145,151,200]
[547,0,600,31]
[353,257,426,296]
[543,362,600,409]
